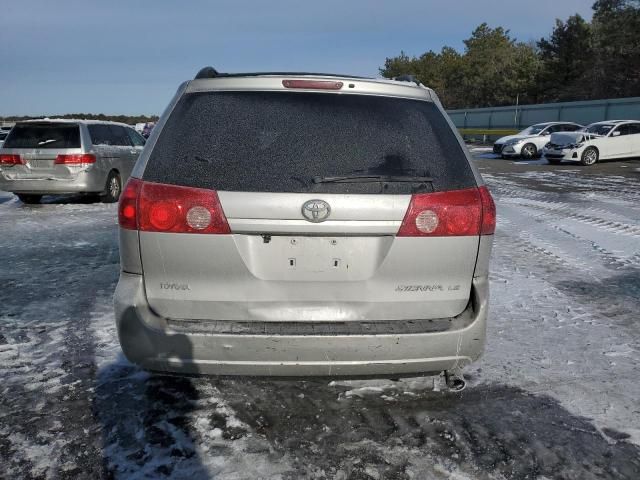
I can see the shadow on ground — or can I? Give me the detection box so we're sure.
[94,367,640,479]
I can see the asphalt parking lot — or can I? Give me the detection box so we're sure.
[1,152,639,479]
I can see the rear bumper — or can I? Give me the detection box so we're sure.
[114,272,489,377]
[0,170,105,194]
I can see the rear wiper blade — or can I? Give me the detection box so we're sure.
[312,174,433,184]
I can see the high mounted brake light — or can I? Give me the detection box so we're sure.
[0,154,25,165]
[118,178,231,234]
[397,187,495,237]
[282,79,343,90]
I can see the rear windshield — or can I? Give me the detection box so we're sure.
[144,91,476,194]
[3,123,81,149]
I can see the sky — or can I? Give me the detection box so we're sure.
[0,0,594,116]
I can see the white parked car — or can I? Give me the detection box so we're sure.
[543,120,640,166]
[493,122,583,159]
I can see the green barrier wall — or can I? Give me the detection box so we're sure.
[447,97,640,138]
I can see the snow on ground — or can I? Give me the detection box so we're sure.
[466,146,493,154]
[1,166,640,478]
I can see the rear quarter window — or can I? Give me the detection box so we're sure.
[3,123,81,149]
[143,91,476,194]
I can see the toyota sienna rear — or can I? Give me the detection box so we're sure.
[114,68,495,382]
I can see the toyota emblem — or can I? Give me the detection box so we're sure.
[301,199,331,223]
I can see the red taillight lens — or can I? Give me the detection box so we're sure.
[478,186,496,235]
[138,181,230,234]
[397,188,483,237]
[282,79,343,90]
[0,154,24,165]
[118,179,231,234]
[54,154,96,165]
[118,178,142,230]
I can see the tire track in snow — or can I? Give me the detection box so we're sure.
[498,195,640,237]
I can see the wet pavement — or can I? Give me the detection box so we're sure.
[1,154,639,479]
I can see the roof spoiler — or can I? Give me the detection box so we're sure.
[195,66,220,79]
[193,66,371,81]
[393,74,420,86]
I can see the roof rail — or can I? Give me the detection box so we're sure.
[193,66,372,81]
[393,74,420,86]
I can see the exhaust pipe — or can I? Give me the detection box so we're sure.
[444,370,466,392]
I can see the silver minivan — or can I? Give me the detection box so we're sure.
[114,69,495,386]
[0,119,145,203]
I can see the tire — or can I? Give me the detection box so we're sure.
[547,158,562,165]
[580,147,599,166]
[520,143,538,159]
[101,171,122,203]
[17,194,42,204]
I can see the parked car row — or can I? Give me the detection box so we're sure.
[493,120,640,165]
[493,122,583,159]
[0,126,12,148]
[0,119,146,203]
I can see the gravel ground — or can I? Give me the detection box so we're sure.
[1,155,639,479]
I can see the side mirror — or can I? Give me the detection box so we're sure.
[611,130,621,137]
[541,131,550,136]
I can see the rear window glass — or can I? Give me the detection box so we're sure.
[144,91,476,194]
[3,123,81,149]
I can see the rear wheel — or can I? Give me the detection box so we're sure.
[17,194,42,204]
[580,147,598,166]
[101,171,122,203]
[520,143,538,159]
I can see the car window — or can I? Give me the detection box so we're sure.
[519,124,546,135]
[144,91,477,194]
[3,123,81,149]
[626,124,640,135]
[88,124,115,145]
[585,124,614,136]
[611,126,628,136]
[620,123,640,135]
[126,128,146,147]
[109,125,132,146]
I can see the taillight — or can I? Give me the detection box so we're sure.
[478,186,496,235]
[397,188,483,237]
[0,154,24,165]
[118,178,142,230]
[118,180,231,234]
[282,79,343,90]
[54,154,96,165]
